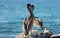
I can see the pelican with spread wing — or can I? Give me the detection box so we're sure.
[22,4,43,35]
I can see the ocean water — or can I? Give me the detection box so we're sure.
[0,0,60,38]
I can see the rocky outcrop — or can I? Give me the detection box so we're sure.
[16,30,52,38]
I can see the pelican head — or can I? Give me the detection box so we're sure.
[27,4,34,13]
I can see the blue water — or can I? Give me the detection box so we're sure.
[0,0,60,38]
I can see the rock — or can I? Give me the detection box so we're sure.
[16,30,41,38]
[16,30,52,38]
[29,30,42,35]
[50,34,60,38]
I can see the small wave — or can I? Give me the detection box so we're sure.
[0,30,21,34]
[7,21,22,24]
[0,20,8,23]
[0,21,23,24]
[0,34,15,38]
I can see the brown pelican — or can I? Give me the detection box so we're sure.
[22,4,43,35]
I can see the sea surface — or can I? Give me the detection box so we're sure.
[0,0,60,38]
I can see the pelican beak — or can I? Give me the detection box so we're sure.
[39,23,43,29]
[39,23,44,29]
[41,26,44,29]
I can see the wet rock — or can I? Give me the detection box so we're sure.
[16,30,53,38]
[50,34,60,38]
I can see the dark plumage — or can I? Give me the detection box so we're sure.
[22,4,43,35]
